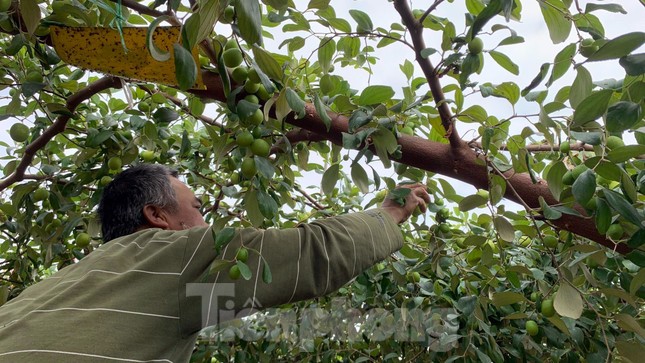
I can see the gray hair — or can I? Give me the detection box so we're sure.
[98,164,179,242]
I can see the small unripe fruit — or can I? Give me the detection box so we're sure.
[247,68,261,83]
[33,188,49,202]
[250,139,270,157]
[606,224,624,240]
[244,94,259,104]
[100,176,113,186]
[543,235,559,249]
[241,157,256,179]
[235,131,254,147]
[572,164,588,179]
[220,6,235,24]
[256,84,271,101]
[468,37,484,54]
[75,232,91,248]
[245,109,264,126]
[223,48,243,68]
[541,299,555,317]
[606,136,624,150]
[562,171,575,185]
[243,79,260,94]
[224,38,238,50]
[560,141,570,153]
[9,123,29,143]
[140,150,155,162]
[525,320,539,336]
[235,247,249,263]
[108,156,122,171]
[231,67,248,84]
[228,265,241,280]
[407,271,421,283]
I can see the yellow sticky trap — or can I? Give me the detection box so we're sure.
[50,26,205,89]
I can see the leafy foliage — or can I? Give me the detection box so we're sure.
[0,0,644,362]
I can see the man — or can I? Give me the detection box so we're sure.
[0,164,429,362]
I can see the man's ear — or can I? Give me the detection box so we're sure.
[142,205,171,229]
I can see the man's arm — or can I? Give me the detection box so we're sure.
[178,184,429,333]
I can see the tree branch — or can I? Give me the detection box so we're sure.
[393,0,462,148]
[0,76,122,191]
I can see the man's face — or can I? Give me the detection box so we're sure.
[165,177,208,230]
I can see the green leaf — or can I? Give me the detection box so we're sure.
[572,89,613,126]
[539,0,572,44]
[539,196,563,220]
[614,313,645,339]
[493,216,515,242]
[357,85,395,106]
[350,163,370,194]
[627,250,645,268]
[236,260,252,280]
[209,259,234,275]
[328,18,351,33]
[285,88,306,118]
[588,32,645,62]
[522,63,550,96]
[153,107,179,123]
[19,0,41,35]
[595,198,612,235]
[491,291,527,307]
[554,281,583,319]
[572,169,596,207]
[547,43,576,86]
[606,101,642,133]
[470,0,504,38]
[244,190,264,227]
[173,43,197,90]
[603,188,643,227]
[546,161,567,201]
[458,194,487,212]
[570,131,602,145]
[237,0,263,45]
[585,3,626,14]
[146,15,172,62]
[256,189,278,219]
[321,164,340,196]
[262,259,272,284]
[254,157,275,179]
[313,94,331,131]
[318,37,336,74]
[183,0,222,49]
[569,66,592,109]
[489,50,519,75]
[215,227,236,251]
[251,45,284,81]
[606,145,645,163]
[349,9,372,32]
[619,53,645,76]
[627,229,645,249]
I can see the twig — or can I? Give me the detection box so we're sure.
[295,185,325,210]
[393,0,462,148]
[419,0,446,24]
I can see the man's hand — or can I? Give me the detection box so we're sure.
[381,183,431,224]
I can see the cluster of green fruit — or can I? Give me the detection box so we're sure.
[560,135,626,241]
[235,128,270,180]
[222,39,271,101]
[522,294,558,338]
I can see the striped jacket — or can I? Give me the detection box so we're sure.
[0,209,403,362]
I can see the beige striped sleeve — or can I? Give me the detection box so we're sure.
[178,209,403,334]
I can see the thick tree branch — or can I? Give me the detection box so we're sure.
[393,0,462,148]
[0,76,122,191]
[277,104,631,254]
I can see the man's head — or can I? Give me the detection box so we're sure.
[97,164,207,242]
